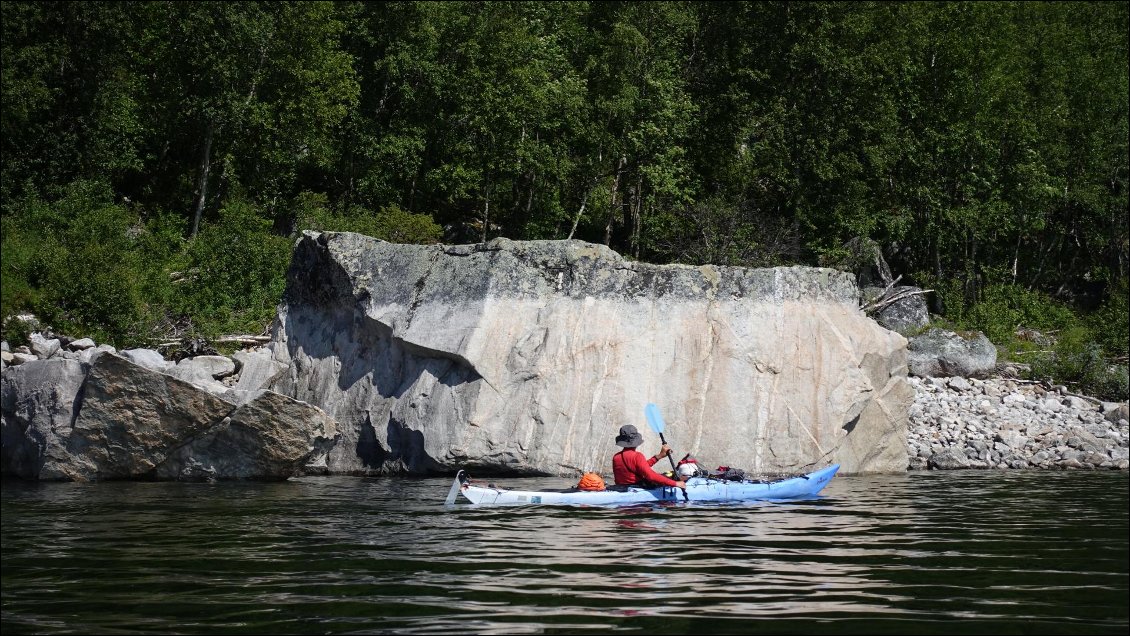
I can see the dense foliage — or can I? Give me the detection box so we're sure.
[2,1,1127,396]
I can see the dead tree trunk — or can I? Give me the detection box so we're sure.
[603,156,626,247]
[190,121,216,238]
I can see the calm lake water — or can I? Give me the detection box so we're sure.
[2,470,1127,635]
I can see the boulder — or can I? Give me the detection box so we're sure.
[268,232,912,476]
[40,352,236,480]
[231,348,287,392]
[67,338,97,351]
[167,355,238,396]
[907,328,997,378]
[8,352,38,366]
[928,447,974,469]
[840,236,893,289]
[1,352,337,481]
[165,364,230,396]
[871,286,931,336]
[78,347,104,365]
[155,390,337,480]
[1102,402,1129,425]
[947,377,972,392]
[1,359,89,478]
[179,355,236,379]
[29,333,61,359]
[120,348,172,372]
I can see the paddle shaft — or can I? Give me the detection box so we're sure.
[657,432,678,472]
[657,431,688,501]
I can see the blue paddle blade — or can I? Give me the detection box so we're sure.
[644,403,665,434]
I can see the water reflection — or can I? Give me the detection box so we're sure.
[2,471,1127,635]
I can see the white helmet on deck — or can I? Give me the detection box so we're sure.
[676,462,700,479]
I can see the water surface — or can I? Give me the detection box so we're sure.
[2,470,1126,634]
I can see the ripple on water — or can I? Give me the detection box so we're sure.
[2,470,1127,635]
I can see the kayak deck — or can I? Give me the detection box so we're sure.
[449,464,839,506]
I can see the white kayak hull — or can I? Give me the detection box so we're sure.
[451,464,840,506]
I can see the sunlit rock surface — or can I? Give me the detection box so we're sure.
[269,232,912,476]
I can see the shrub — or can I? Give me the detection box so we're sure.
[1,180,156,345]
[1087,277,1129,361]
[913,278,1083,357]
[292,192,443,244]
[0,314,34,349]
[1029,326,1129,401]
[965,284,1081,346]
[0,214,38,323]
[170,199,293,338]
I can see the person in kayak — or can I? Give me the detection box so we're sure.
[612,424,687,489]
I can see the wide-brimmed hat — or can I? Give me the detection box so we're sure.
[615,424,644,448]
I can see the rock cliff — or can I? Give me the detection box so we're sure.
[268,232,912,476]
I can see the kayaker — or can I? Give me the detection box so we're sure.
[612,424,687,489]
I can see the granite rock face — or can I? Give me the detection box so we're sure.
[1,352,337,481]
[0,358,88,478]
[268,232,912,476]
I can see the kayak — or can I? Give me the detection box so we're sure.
[446,464,840,506]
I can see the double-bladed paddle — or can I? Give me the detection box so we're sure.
[644,403,688,501]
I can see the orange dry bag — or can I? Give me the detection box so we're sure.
[577,472,606,491]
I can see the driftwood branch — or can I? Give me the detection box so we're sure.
[862,288,933,314]
[876,274,903,297]
[149,334,270,348]
[860,274,901,312]
[860,274,934,315]
[215,335,271,346]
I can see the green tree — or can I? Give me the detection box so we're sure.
[134,1,359,235]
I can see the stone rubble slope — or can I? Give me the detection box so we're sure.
[908,375,1128,470]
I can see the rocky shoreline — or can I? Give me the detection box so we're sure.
[907,375,1129,470]
[5,332,1128,476]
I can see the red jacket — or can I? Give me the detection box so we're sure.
[612,449,679,488]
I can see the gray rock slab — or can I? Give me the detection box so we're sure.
[155,390,337,480]
[231,349,287,392]
[269,232,911,476]
[1,358,89,478]
[121,348,171,373]
[41,353,236,480]
[68,338,97,351]
[30,333,61,359]
[907,328,997,378]
[176,355,237,380]
[2,351,343,482]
